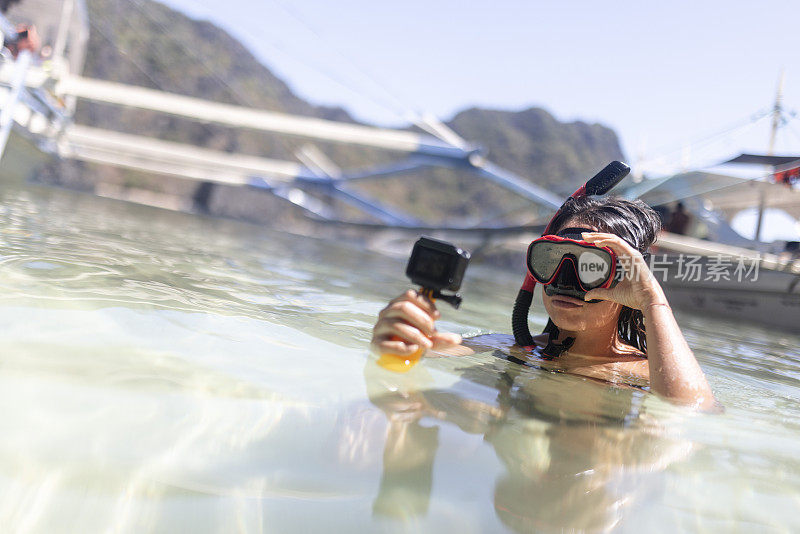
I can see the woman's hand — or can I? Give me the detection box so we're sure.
[581,234,717,408]
[580,232,667,310]
[371,290,463,356]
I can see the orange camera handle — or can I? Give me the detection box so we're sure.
[377,288,435,373]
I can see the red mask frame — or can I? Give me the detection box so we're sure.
[526,235,618,291]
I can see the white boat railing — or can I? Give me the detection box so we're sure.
[657,231,800,274]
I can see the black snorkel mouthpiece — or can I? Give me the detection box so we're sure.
[511,161,631,351]
[584,160,630,196]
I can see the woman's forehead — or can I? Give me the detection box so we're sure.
[559,218,598,232]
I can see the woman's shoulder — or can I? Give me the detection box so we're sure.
[460,333,548,354]
[456,332,649,386]
[527,333,649,386]
[612,342,648,361]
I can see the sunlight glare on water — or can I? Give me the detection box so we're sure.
[0,185,798,533]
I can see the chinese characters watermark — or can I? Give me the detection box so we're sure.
[642,254,760,283]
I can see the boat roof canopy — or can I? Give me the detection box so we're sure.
[723,153,800,166]
[621,171,747,206]
[621,170,800,219]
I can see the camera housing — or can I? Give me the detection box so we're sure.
[405,237,470,305]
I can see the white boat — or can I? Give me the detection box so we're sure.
[608,71,800,331]
[651,231,800,330]
[0,0,86,184]
[0,1,795,332]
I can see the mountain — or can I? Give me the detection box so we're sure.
[446,107,624,194]
[55,0,626,225]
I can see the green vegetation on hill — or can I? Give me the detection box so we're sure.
[69,0,625,226]
[447,107,624,194]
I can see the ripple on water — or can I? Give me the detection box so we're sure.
[0,186,799,532]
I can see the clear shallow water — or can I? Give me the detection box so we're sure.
[0,185,799,533]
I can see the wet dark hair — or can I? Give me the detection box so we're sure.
[544,195,662,353]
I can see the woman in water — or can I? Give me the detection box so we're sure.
[370,196,716,408]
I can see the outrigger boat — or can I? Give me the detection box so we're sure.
[654,230,799,331]
[1,1,796,331]
[617,160,800,330]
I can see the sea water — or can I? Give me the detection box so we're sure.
[0,184,798,533]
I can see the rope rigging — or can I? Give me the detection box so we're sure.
[637,107,774,170]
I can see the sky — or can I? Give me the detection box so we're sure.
[157,0,800,174]
[154,0,800,239]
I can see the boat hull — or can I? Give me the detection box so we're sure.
[663,284,799,331]
[0,127,53,184]
[659,257,799,331]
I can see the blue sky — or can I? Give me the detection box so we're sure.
[158,0,800,178]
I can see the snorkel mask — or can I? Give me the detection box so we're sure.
[528,227,619,302]
[511,161,631,351]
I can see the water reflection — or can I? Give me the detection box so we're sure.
[365,355,693,531]
[3,185,798,530]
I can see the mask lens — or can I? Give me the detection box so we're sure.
[576,249,613,288]
[528,241,566,282]
[528,238,614,289]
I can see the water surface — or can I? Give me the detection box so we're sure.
[1,185,798,533]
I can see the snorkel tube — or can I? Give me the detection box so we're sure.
[511,161,631,348]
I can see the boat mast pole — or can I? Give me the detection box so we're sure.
[53,0,75,70]
[767,70,784,155]
[756,70,784,241]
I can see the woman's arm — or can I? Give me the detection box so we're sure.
[581,232,716,408]
[641,299,715,407]
[371,289,463,356]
